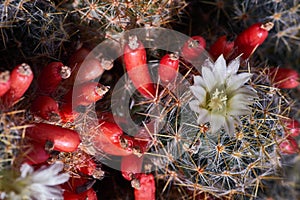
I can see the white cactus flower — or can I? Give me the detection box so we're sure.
[2,161,69,200]
[189,55,256,134]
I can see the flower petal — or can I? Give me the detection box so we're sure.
[224,117,235,135]
[20,163,34,178]
[202,58,214,69]
[227,56,241,77]
[189,100,202,113]
[210,114,225,133]
[228,107,251,116]
[190,85,206,102]
[193,75,205,87]
[227,73,252,92]
[196,109,210,124]
[202,67,217,91]
[214,55,227,83]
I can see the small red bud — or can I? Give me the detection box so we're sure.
[92,121,133,156]
[181,36,206,61]
[269,68,299,89]
[38,62,71,95]
[133,174,155,200]
[283,119,300,137]
[209,35,234,60]
[31,96,60,120]
[2,63,33,107]
[279,136,299,154]
[158,53,179,84]
[233,22,273,60]
[22,141,50,165]
[0,71,10,97]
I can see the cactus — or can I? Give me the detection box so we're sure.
[0,110,27,170]
[0,0,299,199]
[105,43,299,199]
[59,0,187,34]
[0,0,69,64]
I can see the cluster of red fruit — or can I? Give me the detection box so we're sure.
[0,21,299,200]
[125,22,299,102]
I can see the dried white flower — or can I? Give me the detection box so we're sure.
[189,55,256,134]
[2,162,69,200]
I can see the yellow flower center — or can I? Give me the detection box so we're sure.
[208,88,227,113]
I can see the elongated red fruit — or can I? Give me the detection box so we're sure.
[158,53,179,84]
[209,35,234,60]
[2,63,33,106]
[279,136,299,154]
[38,62,71,95]
[23,141,50,165]
[269,68,299,89]
[121,154,144,181]
[92,121,133,156]
[133,174,155,200]
[0,71,10,97]
[59,102,79,123]
[124,35,155,99]
[72,59,105,84]
[26,123,81,152]
[68,47,91,69]
[233,22,273,60]
[181,36,206,61]
[31,95,60,120]
[64,82,110,107]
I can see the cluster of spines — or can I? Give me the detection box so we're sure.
[0,1,69,62]
[0,110,27,170]
[59,0,187,35]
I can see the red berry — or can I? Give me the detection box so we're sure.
[158,53,179,84]
[26,123,81,152]
[121,154,144,181]
[269,68,299,89]
[0,71,10,97]
[181,36,206,61]
[279,136,299,154]
[209,35,234,60]
[68,47,91,69]
[72,59,105,84]
[1,63,33,107]
[31,95,60,120]
[77,155,97,176]
[59,102,79,123]
[124,35,155,99]
[233,22,273,60]
[22,141,50,165]
[63,82,109,107]
[133,174,155,200]
[38,62,71,95]
[284,119,300,137]
[92,121,133,156]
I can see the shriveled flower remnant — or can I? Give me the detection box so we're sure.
[0,162,69,200]
[189,55,256,134]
